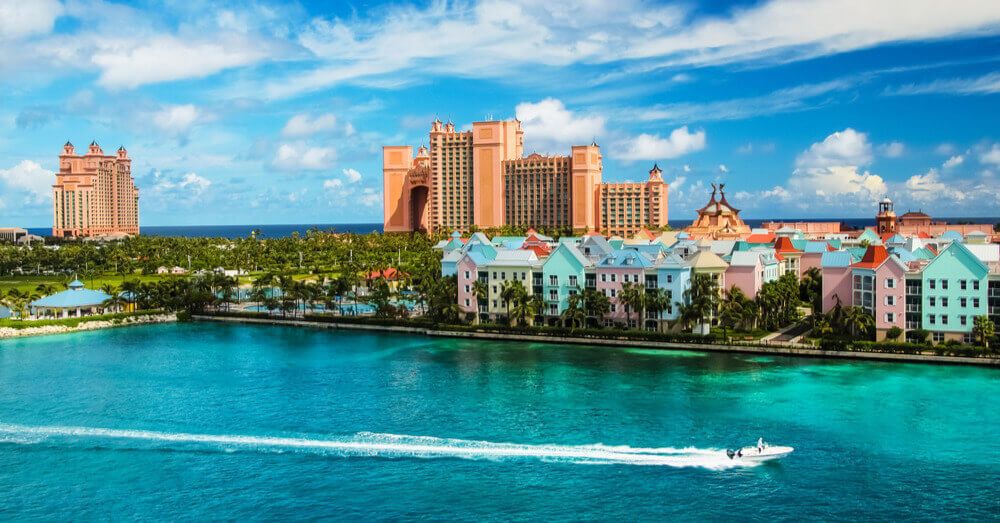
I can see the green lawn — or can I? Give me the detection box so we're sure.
[0,271,337,296]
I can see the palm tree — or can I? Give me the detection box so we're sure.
[582,288,610,328]
[499,280,525,325]
[471,279,488,324]
[101,294,127,314]
[619,282,645,330]
[973,316,995,349]
[560,293,587,331]
[843,306,874,339]
[512,292,542,326]
[681,273,719,333]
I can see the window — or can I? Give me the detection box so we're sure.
[885,313,894,323]
[521,272,526,280]
[611,304,617,312]
[929,280,936,290]
[548,290,557,300]
[492,300,497,308]
[942,297,949,307]
[886,296,895,306]
[667,275,673,283]
[464,299,470,306]
[960,315,967,326]
[973,281,980,291]
[549,275,558,286]
[601,274,607,282]
[960,280,967,290]
[611,274,617,282]
[610,289,617,298]
[932,332,944,342]
[942,315,948,325]
[929,297,936,307]
[886,278,895,289]
[973,298,980,308]
[929,315,936,325]
[492,272,497,279]
[942,280,949,290]
[500,272,506,280]
[569,276,578,286]
[961,298,967,308]
[464,285,470,293]
[464,271,470,279]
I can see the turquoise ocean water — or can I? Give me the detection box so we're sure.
[1,323,998,520]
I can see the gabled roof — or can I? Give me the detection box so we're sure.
[803,241,833,254]
[655,253,689,270]
[851,245,890,269]
[888,247,917,263]
[821,251,853,268]
[857,228,882,243]
[489,249,539,265]
[688,249,728,270]
[886,234,906,244]
[597,249,655,268]
[939,230,964,241]
[911,246,936,260]
[745,232,775,243]
[545,243,592,270]
[774,237,803,254]
[922,240,989,278]
[729,251,765,267]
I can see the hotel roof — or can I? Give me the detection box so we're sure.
[30,280,111,309]
[597,249,655,268]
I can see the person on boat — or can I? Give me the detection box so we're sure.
[757,438,764,451]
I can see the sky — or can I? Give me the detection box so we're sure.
[1,0,1000,227]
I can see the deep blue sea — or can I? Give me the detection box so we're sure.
[0,322,998,520]
[25,217,999,239]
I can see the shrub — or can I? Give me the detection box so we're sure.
[885,327,903,341]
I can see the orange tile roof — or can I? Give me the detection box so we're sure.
[851,245,889,269]
[746,233,775,243]
[774,237,803,253]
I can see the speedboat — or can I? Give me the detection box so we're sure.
[726,439,793,462]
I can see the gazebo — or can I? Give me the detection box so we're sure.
[29,279,112,319]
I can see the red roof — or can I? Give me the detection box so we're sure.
[917,231,931,239]
[774,252,786,262]
[774,237,803,253]
[522,245,551,257]
[851,245,889,269]
[746,233,775,243]
[827,242,837,252]
[583,229,603,237]
[526,228,537,235]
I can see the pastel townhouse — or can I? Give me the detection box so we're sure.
[594,250,655,328]
[541,243,592,323]
[456,243,498,318]
[849,245,906,340]
[913,241,989,343]
[686,239,729,293]
[654,253,692,325]
[482,250,540,322]
[800,241,835,276]
[441,232,494,277]
[820,250,854,313]
[725,250,779,299]
[774,237,804,277]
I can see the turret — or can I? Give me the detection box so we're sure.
[86,140,103,156]
[432,118,442,132]
[117,145,129,160]
[648,163,663,183]
[62,141,75,155]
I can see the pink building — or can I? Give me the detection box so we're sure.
[725,251,778,298]
[821,251,854,313]
[849,245,906,339]
[594,250,654,327]
[53,141,139,238]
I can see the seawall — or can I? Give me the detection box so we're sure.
[192,315,1000,369]
[0,313,178,340]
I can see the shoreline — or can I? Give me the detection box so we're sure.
[0,313,178,340]
[193,314,1000,368]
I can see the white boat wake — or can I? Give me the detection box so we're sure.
[0,423,758,470]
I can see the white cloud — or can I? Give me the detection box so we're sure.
[282,113,355,137]
[272,143,337,170]
[342,168,362,183]
[683,165,691,172]
[152,104,206,135]
[617,126,706,160]
[879,142,906,158]
[515,98,605,152]
[796,128,872,169]
[980,144,1000,167]
[0,160,53,205]
[943,155,964,169]
[179,172,211,193]
[628,0,1000,68]
[359,188,380,207]
[789,165,887,199]
[885,72,1000,96]
[92,35,276,89]
[323,179,343,190]
[935,143,958,155]
[718,164,729,173]
[0,0,62,40]
[904,169,967,203]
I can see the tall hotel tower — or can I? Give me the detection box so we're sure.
[53,141,140,238]
[383,117,668,236]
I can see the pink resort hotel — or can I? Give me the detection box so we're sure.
[382,118,668,237]
[52,141,140,238]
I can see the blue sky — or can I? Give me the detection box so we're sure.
[1,0,1000,227]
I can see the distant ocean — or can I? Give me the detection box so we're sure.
[25,217,998,239]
